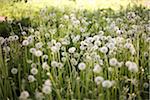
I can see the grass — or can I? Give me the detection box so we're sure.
[0,0,150,100]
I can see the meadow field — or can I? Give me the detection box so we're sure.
[0,0,150,100]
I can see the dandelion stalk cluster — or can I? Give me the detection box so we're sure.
[0,6,149,100]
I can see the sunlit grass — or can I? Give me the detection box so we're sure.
[0,0,149,19]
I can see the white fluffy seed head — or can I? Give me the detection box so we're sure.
[51,46,59,53]
[128,62,138,73]
[93,64,102,73]
[22,40,29,46]
[21,31,27,35]
[78,62,86,70]
[125,61,132,67]
[51,61,58,67]
[31,63,37,68]
[35,50,43,57]
[11,68,18,74]
[42,85,52,94]
[28,75,35,83]
[102,80,112,88]
[109,58,118,66]
[19,91,29,99]
[42,62,50,70]
[44,79,52,86]
[94,76,104,85]
[100,46,108,53]
[30,68,38,75]
[29,48,36,54]
[70,58,78,66]
[68,47,76,53]
[35,91,44,100]
[35,42,43,49]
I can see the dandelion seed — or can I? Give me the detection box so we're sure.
[102,80,112,88]
[70,58,78,66]
[35,50,43,57]
[35,42,43,49]
[109,58,118,66]
[14,35,19,40]
[93,64,102,73]
[31,68,38,75]
[28,75,35,83]
[68,47,76,53]
[21,31,27,35]
[125,61,132,67]
[11,68,18,75]
[51,46,59,53]
[58,62,63,69]
[94,76,104,85]
[42,62,50,70]
[45,33,50,38]
[42,55,48,61]
[128,62,138,73]
[99,46,108,53]
[31,63,37,68]
[143,82,149,88]
[55,42,62,48]
[78,62,86,70]
[35,91,44,100]
[19,91,29,99]
[42,85,51,94]
[22,40,29,46]
[51,61,58,67]
[44,79,52,86]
